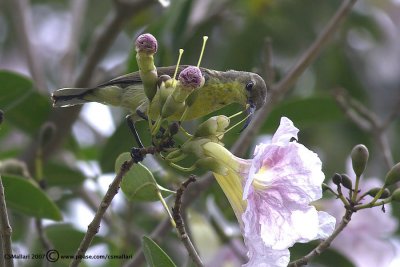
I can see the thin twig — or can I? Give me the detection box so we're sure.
[172,175,203,267]
[382,95,400,129]
[71,141,169,267]
[60,0,89,87]
[333,88,394,168]
[0,176,14,267]
[125,1,358,265]
[333,88,372,131]
[35,218,52,267]
[274,0,357,99]
[76,187,114,227]
[10,0,47,92]
[262,37,275,89]
[35,218,52,251]
[70,159,134,267]
[288,210,353,267]
[375,133,394,169]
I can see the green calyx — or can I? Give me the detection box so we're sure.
[195,157,228,175]
[160,79,204,119]
[136,53,158,101]
[194,115,230,138]
[181,137,213,159]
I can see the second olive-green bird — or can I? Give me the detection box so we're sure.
[52,66,267,124]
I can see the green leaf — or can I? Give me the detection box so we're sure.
[44,162,86,187]
[142,236,177,267]
[1,175,62,221]
[116,152,174,202]
[0,71,51,134]
[0,71,33,104]
[261,96,343,132]
[45,223,104,255]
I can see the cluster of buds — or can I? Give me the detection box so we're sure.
[164,115,232,175]
[134,34,236,175]
[134,33,208,138]
[160,66,205,119]
[329,144,400,210]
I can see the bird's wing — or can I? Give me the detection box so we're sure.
[96,66,211,88]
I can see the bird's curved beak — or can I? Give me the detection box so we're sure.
[240,100,256,132]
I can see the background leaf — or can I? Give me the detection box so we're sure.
[262,96,344,132]
[45,223,104,255]
[0,71,51,134]
[142,236,177,267]
[2,175,62,221]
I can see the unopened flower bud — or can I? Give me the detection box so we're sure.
[332,173,342,185]
[384,162,400,187]
[135,33,158,101]
[135,33,157,54]
[351,144,369,177]
[391,188,400,202]
[162,66,205,112]
[340,174,353,190]
[179,66,204,89]
[157,75,171,88]
[217,115,230,131]
[195,115,230,137]
[367,187,390,199]
[161,67,205,118]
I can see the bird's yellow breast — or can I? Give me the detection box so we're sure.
[148,80,246,121]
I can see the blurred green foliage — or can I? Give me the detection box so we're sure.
[0,0,399,266]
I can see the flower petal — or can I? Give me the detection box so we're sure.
[244,117,301,199]
[243,122,334,251]
[316,211,336,239]
[271,117,299,145]
[243,237,290,267]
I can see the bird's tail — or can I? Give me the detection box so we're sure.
[51,88,93,107]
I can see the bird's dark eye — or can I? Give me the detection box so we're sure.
[246,81,254,91]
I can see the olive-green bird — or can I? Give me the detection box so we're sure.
[52,66,267,124]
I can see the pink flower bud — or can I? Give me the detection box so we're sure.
[178,66,203,89]
[135,33,157,54]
